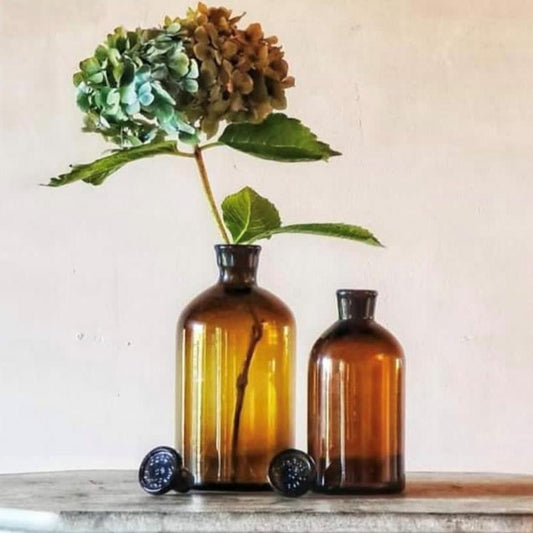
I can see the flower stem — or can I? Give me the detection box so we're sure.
[199,142,222,151]
[231,304,263,482]
[175,149,195,158]
[193,146,230,244]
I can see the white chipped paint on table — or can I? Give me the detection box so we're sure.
[0,471,533,532]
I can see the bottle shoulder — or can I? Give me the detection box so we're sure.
[310,320,404,360]
[178,283,294,326]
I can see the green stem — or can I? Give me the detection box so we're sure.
[175,149,195,158]
[198,142,222,151]
[193,146,230,244]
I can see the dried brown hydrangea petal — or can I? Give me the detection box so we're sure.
[245,23,263,42]
[206,23,219,45]
[229,93,245,111]
[194,26,209,44]
[176,2,295,137]
[200,58,218,85]
[282,76,295,89]
[270,81,287,109]
[194,42,210,61]
[251,101,273,121]
[220,59,233,87]
[232,70,254,95]
[222,41,238,59]
[257,44,269,64]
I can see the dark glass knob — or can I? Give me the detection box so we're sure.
[138,446,193,495]
[268,449,316,497]
[173,467,194,493]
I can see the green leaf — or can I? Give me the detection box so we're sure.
[221,187,281,244]
[44,141,180,187]
[218,113,341,162]
[248,223,383,247]
[221,187,382,247]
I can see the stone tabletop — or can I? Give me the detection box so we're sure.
[1,471,533,532]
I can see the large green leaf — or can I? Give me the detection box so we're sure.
[248,223,383,247]
[218,114,341,162]
[221,187,382,247]
[222,187,281,243]
[45,141,181,187]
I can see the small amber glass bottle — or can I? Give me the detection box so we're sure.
[308,290,405,494]
[176,245,295,490]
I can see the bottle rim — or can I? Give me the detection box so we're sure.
[337,289,378,298]
[214,244,261,252]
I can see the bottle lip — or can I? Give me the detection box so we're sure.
[214,244,262,252]
[337,289,378,298]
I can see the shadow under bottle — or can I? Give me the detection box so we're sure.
[308,290,405,494]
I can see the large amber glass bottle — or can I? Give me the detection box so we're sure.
[308,290,404,494]
[176,245,295,490]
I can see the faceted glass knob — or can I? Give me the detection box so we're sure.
[139,446,193,495]
[268,449,316,497]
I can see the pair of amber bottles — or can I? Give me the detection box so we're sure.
[176,245,404,493]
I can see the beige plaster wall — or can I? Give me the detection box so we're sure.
[1,0,532,473]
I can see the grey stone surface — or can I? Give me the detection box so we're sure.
[1,471,533,532]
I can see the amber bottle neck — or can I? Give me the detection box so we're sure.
[215,245,260,288]
[337,290,377,321]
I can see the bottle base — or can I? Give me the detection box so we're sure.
[313,478,405,495]
[312,455,405,495]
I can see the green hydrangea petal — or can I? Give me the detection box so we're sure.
[151,82,175,105]
[80,57,101,75]
[73,72,84,87]
[135,65,151,84]
[88,72,104,84]
[126,100,141,115]
[73,21,199,147]
[138,92,155,106]
[183,79,198,93]
[120,84,137,105]
[187,60,199,79]
[106,89,120,106]
[76,91,91,112]
[122,61,135,85]
[138,82,152,96]
[112,63,124,84]
[95,45,108,62]
[166,22,181,34]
